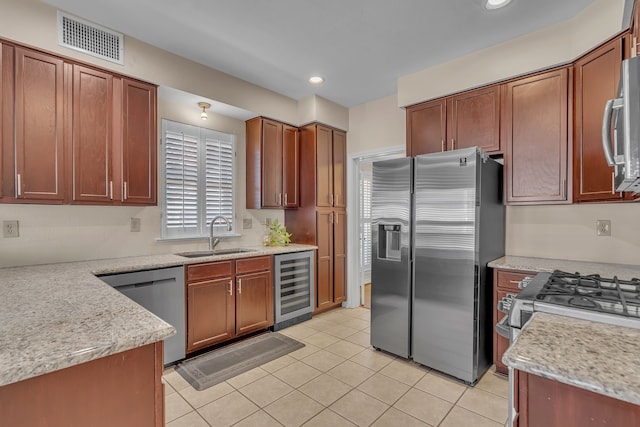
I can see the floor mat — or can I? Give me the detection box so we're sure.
[175,332,305,390]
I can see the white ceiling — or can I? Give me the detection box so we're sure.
[44,0,623,108]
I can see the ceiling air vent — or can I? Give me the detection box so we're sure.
[57,12,124,65]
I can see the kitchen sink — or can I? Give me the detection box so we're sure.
[175,248,256,258]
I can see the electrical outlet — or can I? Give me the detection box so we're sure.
[130,217,141,232]
[265,218,272,226]
[243,218,252,229]
[3,220,19,238]
[596,219,611,236]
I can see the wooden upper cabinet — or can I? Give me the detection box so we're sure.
[406,98,446,156]
[71,64,113,203]
[121,78,157,205]
[282,124,299,208]
[245,117,299,209]
[14,47,65,201]
[332,130,346,208]
[261,119,283,207]
[574,36,624,202]
[447,85,500,153]
[503,67,571,204]
[316,125,334,207]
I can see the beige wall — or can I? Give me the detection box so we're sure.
[398,0,625,107]
[347,94,405,155]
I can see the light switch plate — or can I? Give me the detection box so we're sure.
[3,220,19,238]
[596,219,611,236]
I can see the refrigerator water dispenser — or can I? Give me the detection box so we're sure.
[378,224,401,260]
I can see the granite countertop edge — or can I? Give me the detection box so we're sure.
[488,255,640,281]
[503,312,640,405]
[0,244,316,387]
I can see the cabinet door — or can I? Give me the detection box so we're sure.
[447,85,500,153]
[187,277,235,352]
[72,65,113,203]
[282,124,299,208]
[332,130,346,208]
[574,37,624,202]
[235,270,274,336]
[261,119,283,207]
[14,47,65,201]
[333,210,347,304]
[316,210,334,310]
[503,68,570,204]
[316,125,333,207]
[406,98,446,156]
[121,78,156,205]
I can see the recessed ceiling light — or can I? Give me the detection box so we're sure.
[485,0,511,9]
[309,76,324,84]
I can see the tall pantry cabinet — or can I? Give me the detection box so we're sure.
[285,123,347,313]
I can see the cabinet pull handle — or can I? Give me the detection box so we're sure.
[123,182,128,200]
[441,140,445,152]
[228,279,233,296]
[279,193,282,206]
[331,212,334,224]
[284,193,288,206]
[238,278,242,294]
[109,181,113,200]
[335,212,339,225]
[330,194,334,206]
[452,138,455,150]
[611,171,616,194]
[508,280,520,284]
[335,194,339,206]
[16,173,21,197]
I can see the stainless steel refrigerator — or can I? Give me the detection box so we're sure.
[371,147,504,384]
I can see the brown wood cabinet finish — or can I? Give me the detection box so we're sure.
[493,268,535,374]
[14,47,65,201]
[121,78,157,205]
[406,98,446,156]
[0,342,164,427]
[285,122,348,313]
[246,117,299,209]
[447,85,501,153]
[187,276,236,352]
[0,40,157,206]
[71,64,113,202]
[518,371,640,427]
[235,270,273,336]
[574,36,625,202]
[503,67,571,204]
[186,256,273,353]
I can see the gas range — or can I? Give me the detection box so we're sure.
[508,270,640,333]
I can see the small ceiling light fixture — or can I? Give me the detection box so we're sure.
[308,76,324,84]
[198,102,211,120]
[485,0,511,9]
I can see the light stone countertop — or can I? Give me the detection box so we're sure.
[503,312,640,405]
[488,255,640,281]
[0,244,316,387]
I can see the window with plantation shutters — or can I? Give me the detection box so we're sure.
[360,169,372,272]
[161,119,236,239]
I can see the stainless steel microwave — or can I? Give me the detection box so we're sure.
[602,55,640,193]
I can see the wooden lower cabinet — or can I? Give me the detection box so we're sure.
[314,209,346,312]
[0,342,164,427]
[186,256,274,353]
[187,276,235,352]
[517,371,640,427]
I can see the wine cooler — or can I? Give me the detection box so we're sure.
[273,251,314,331]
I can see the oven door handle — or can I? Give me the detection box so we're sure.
[496,314,511,339]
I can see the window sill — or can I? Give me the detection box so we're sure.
[155,233,242,243]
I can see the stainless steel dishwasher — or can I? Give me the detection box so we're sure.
[99,266,185,365]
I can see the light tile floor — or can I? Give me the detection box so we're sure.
[164,307,509,427]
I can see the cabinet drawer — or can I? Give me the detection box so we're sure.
[496,269,536,292]
[187,261,234,282]
[236,256,271,274]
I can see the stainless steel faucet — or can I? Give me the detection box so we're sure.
[209,215,232,251]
